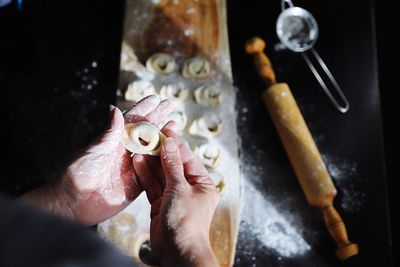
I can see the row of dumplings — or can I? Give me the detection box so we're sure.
[121,53,224,192]
[146,53,211,79]
[125,80,223,108]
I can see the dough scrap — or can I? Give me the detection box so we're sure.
[182,57,210,79]
[146,53,176,75]
[121,122,165,155]
[125,80,156,103]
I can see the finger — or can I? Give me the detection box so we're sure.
[163,129,209,183]
[160,137,189,190]
[87,106,124,154]
[143,155,166,189]
[133,154,163,204]
[161,120,178,132]
[150,198,162,219]
[163,129,195,163]
[144,99,174,125]
[112,145,144,202]
[124,95,160,123]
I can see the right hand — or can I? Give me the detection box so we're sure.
[132,129,220,267]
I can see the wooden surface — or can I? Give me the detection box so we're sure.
[98,0,241,266]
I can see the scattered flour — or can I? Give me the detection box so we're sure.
[322,154,365,212]
[240,178,311,258]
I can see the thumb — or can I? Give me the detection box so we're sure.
[160,137,189,191]
[88,106,125,154]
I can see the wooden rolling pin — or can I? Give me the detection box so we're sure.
[245,37,358,260]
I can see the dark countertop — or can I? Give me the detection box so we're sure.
[228,0,392,266]
[1,0,394,266]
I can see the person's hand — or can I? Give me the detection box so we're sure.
[21,95,174,225]
[132,129,220,267]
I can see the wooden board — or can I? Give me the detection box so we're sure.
[98,1,241,266]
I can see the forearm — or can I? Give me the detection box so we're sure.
[20,182,75,220]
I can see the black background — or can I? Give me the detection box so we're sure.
[0,0,396,266]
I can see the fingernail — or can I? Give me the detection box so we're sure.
[133,154,144,162]
[164,121,177,131]
[109,104,116,111]
[163,137,177,153]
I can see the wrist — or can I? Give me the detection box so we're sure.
[20,181,76,220]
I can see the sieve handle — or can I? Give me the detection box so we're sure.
[281,0,294,11]
[302,48,350,113]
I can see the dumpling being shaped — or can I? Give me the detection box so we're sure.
[121,121,165,156]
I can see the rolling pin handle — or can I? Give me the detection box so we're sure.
[245,37,276,87]
[323,205,359,260]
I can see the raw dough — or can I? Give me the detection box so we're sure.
[158,110,188,132]
[121,121,165,155]
[146,53,176,75]
[159,83,190,102]
[182,56,210,79]
[193,142,221,168]
[194,85,223,107]
[188,115,222,139]
[125,80,156,103]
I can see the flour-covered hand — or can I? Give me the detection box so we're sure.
[21,95,174,225]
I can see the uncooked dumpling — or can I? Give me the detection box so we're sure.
[159,83,190,102]
[121,122,165,156]
[158,110,188,133]
[182,57,210,79]
[125,80,156,103]
[193,142,221,168]
[188,115,222,139]
[146,53,176,75]
[194,85,223,107]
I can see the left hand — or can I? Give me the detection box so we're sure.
[21,95,174,225]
